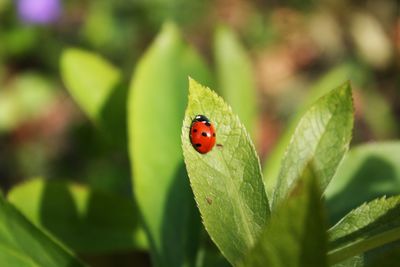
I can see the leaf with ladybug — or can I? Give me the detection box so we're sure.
[182,78,270,266]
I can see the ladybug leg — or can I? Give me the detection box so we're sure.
[216,144,223,148]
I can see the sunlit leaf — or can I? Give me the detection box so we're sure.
[182,78,269,265]
[272,82,354,209]
[263,64,359,199]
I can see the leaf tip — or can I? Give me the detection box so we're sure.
[188,77,207,98]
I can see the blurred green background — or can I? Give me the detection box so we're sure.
[0,0,399,266]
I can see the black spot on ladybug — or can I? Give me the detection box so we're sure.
[193,129,198,133]
[205,122,211,127]
[195,143,202,147]
[201,132,207,137]
[213,133,216,137]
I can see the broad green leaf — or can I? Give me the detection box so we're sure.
[60,48,121,121]
[128,23,212,267]
[263,64,360,199]
[240,165,327,267]
[7,179,147,253]
[0,193,86,267]
[325,142,400,223]
[214,25,256,136]
[328,196,400,265]
[272,82,354,209]
[182,78,269,265]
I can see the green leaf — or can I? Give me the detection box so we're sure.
[272,82,354,209]
[0,193,86,267]
[263,64,360,199]
[60,48,121,121]
[240,165,327,267]
[182,78,269,265]
[328,195,400,265]
[214,25,256,136]
[325,142,400,223]
[7,178,147,253]
[128,23,212,267]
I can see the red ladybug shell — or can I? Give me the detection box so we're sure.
[190,115,216,154]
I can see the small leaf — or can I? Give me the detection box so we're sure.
[0,193,86,267]
[328,195,400,265]
[7,179,147,253]
[272,82,354,208]
[325,142,400,223]
[214,25,257,136]
[240,165,327,267]
[263,64,359,199]
[60,48,121,121]
[182,78,269,265]
[128,23,212,267]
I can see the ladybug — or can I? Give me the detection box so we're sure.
[189,115,216,154]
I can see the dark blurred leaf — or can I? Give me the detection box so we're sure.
[328,196,400,265]
[7,179,147,253]
[83,2,116,49]
[0,191,86,266]
[214,25,257,136]
[366,246,400,267]
[182,79,269,265]
[2,27,38,56]
[325,142,400,223]
[240,165,327,267]
[263,64,360,199]
[195,247,231,267]
[272,82,354,209]
[128,23,212,267]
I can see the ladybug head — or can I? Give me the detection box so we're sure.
[194,114,210,123]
